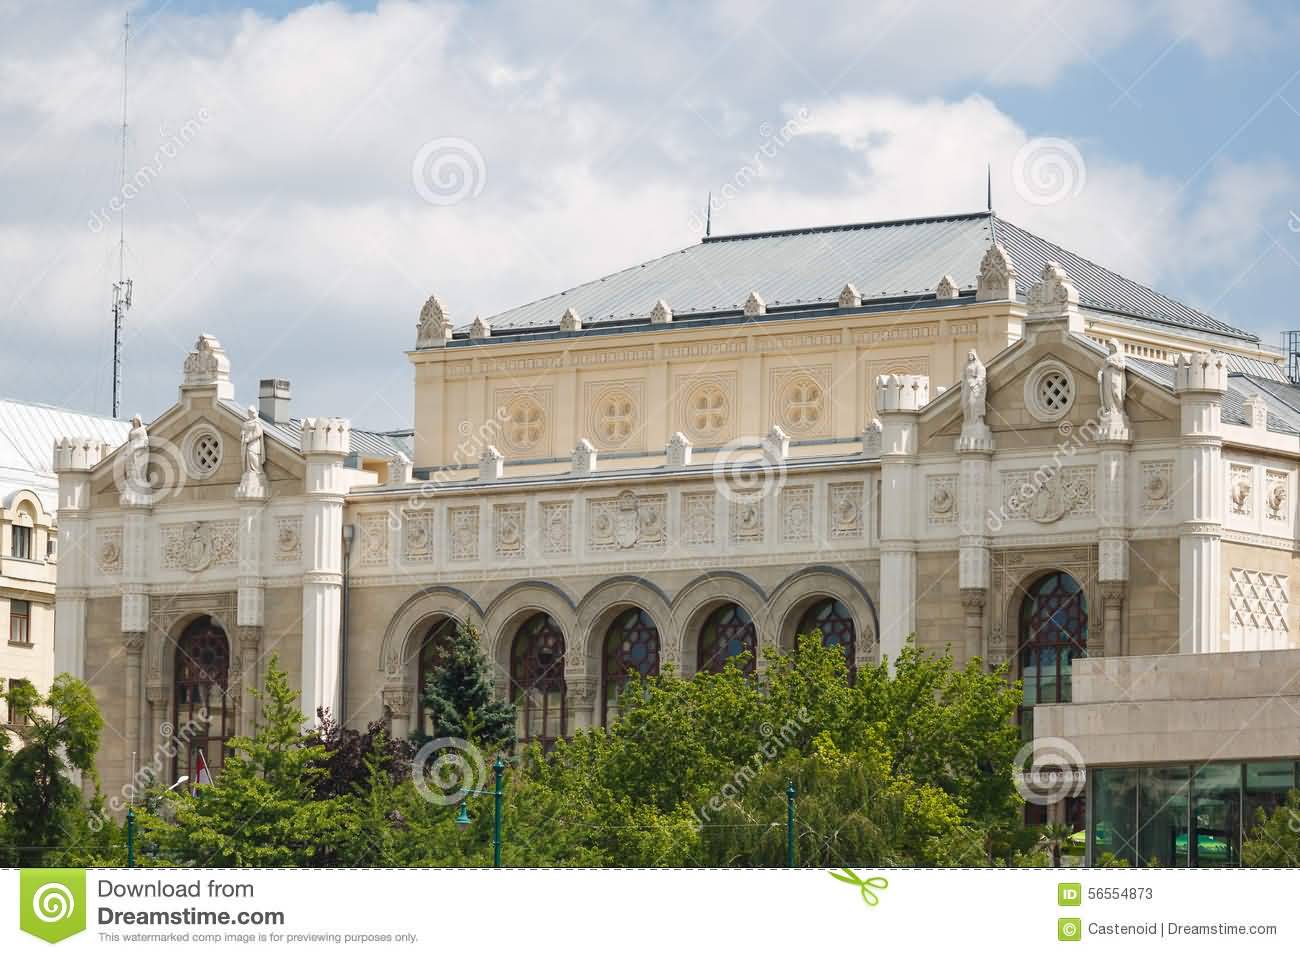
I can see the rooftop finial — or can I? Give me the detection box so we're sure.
[986,162,992,211]
[705,191,712,238]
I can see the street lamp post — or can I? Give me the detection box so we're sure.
[455,756,507,868]
[126,808,135,868]
[786,782,796,868]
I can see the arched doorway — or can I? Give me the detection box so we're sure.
[697,603,756,675]
[601,607,660,726]
[173,616,232,784]
[511,613,566,749]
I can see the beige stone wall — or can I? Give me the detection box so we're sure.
[83,595,129,798]
[914,550,965,662]
[411,302,1019,470]
[1126,538,1180,657]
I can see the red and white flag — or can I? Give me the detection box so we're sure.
[195,750,213,786]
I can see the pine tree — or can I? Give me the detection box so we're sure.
[417,621,516,748]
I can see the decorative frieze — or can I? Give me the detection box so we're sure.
[539,502,571,556]
[448,506,480,561]
[926,475,957,527]
[1140,461,1173,514]
[730,497,765,544]
[160,521,238,572]
[401,508,435,563]
[828,482,864,539]
[771,366,829,437]
[588,490,666,552]
[1229,463,1252,517]
[1265,469,1288,522]
[274,516,302,563]
[95,526,123,574]
[780,486,813,544]
[357,512,390,567]
[494,503,526,559]
[1228,568,1289,651]
[1000,467,1094,523]
[682,492,715,546]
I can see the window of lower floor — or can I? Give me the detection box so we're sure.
[6,677,34,725]
[9,599,31,645]
[1089,760,1299,867]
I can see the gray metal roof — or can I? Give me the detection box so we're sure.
[472,211,1256,344]
[0,397,128,477]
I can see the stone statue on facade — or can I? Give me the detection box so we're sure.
[237,405,269,499]
[1098,339,1129,438]
[956,350,993,452]
[123,414,150,498]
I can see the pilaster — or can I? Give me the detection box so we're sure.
[876,373,928,665]
[52,438,108,678]
[299,417,351,724]
[1173,352,1227,654]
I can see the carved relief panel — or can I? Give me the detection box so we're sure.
[588,490,667,551]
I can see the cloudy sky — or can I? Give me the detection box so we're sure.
[3,0,1300,432]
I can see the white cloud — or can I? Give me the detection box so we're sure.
[0,0,1288,423]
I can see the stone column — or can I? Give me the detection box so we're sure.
[564,675,597,732]
[237,628,262,738]
[383,687,412,741]
[1101,583,1126,658]
[1173,353,1227,654]
[123,632,146,786]
[299,418,351,724]
[956,407,994,666]
[876,373,929,665]
[52,439,109,678]
[145,682,166,766]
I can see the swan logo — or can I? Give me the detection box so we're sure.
[19,870,86,943]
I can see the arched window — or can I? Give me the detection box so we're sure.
[697,603,756,675]
[1019,572,1087,738]
[173,616,232,784]
[416,618,458,737]
[511,613,566,750]
[797,597,856,668]
[601,608,659,726]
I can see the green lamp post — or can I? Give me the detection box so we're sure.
[455,756,507,868]
[126,808,136,868]
[785,782,796,868]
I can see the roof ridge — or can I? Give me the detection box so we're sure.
[702,210,990,244]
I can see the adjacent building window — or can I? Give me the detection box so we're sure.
[6,678,33,725]
[1089,760,1299,867]
[416,617,458,737]
[9,600,31,645]
[601,608,659,726]
[697,603,756,675]
[796,597,856,669]
[10,524,32,560]
[174,616,232,784]
[1018,572,1087,739]
[511,613,566,750]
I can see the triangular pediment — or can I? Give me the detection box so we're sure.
[920,325,1180,453]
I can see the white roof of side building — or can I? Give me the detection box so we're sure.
[0,397,129,511]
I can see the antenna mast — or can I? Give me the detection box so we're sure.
[111,12,133,418]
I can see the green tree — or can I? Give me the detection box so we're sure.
[139,656,353,866]
[416,622,516,748]
[1242,790,1300,866]
[0,675,111,867]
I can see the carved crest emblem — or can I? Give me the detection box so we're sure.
[181,522,214,572]
[1028,473,1069,525]
[615,490,640,548]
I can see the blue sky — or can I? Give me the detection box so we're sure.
[3,1,1300,429]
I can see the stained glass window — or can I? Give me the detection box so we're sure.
[796,597,856,668]
[601,608,659,726]
[1019,572,1088,724]
[697,603,756,675]
[174,616,231,784]
[511,613,566,750]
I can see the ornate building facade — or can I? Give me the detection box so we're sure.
[52,211,1300,865]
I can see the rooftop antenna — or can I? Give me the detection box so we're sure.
[110,11,133,419]
[705,192,712,238]
[986,163,992,211]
